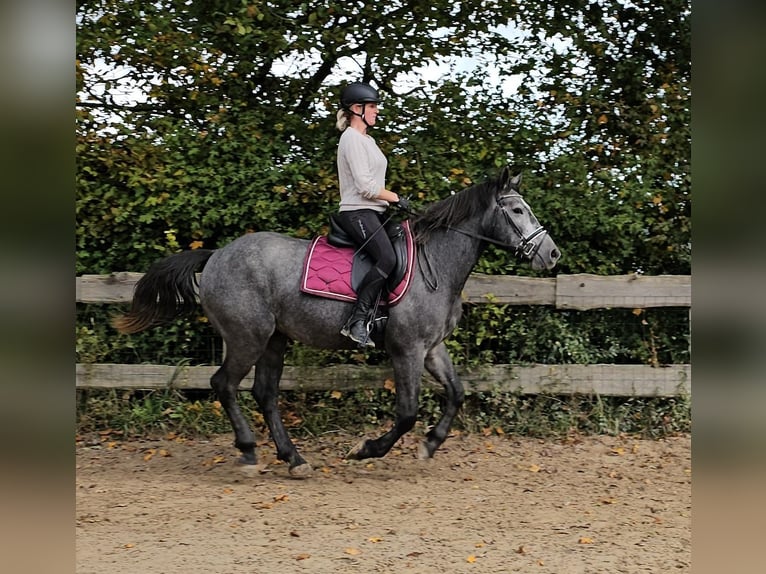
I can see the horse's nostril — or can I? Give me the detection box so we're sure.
[551,249,560,260]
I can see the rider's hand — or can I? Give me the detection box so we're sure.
[394,196,411,211]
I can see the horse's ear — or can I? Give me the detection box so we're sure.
[498,167,522,191]
[498,165,512,188]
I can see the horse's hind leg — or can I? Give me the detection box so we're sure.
[419,342,465,459]
[210,356,258,465]
[251,332,312,478]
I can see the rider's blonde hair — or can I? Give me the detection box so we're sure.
[336,109,351,131]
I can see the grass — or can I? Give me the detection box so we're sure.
[76,387,690,440]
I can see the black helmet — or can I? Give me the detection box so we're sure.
[340,82,380,109]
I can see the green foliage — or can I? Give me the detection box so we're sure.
[76,387,690,440]
[77,0,690,274]
[447,306,689,367]
[77,389,239,436]
[457,391,691,438]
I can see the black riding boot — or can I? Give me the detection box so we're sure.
[341,268,387,348]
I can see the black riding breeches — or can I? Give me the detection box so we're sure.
[335,209,396,280]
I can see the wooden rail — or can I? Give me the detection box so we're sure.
[77,272,691,310]
[75,363,691,397]
[76,273,691,397]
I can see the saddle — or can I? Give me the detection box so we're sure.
[300,215,415,306]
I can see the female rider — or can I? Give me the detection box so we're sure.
[334,82,408,347]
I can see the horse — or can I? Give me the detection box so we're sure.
[113,166,561,477]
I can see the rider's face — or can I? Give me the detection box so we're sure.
[353,102,379,125]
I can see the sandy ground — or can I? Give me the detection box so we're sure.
[76,430,691,573]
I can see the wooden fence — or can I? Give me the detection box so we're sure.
[76,273,691,397]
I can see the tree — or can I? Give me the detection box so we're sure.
[77,0,689,275]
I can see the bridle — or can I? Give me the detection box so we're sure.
[409,189,549,291]
[444,192,549,261]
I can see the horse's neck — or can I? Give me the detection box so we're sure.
[421,221,485,294]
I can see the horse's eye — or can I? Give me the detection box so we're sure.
[512,207,523,215]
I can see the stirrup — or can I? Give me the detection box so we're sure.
[341,319,375,348]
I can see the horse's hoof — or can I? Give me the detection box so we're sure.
[346,439,368,460]
[417,441,434,460]
[238,463,269,477]
[289,463,313,479]
[238,453,257,465]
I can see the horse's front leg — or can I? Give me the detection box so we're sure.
[346,349,424,460]
[251,333,312,478]
[419,342,464,459]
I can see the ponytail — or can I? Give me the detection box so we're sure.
[336,109,350,131]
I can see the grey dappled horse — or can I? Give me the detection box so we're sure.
[114,167,560,477]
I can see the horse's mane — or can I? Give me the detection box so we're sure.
[412,177,497,245]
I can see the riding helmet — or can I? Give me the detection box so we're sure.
[340,82,380,109]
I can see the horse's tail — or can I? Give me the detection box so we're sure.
[111,249,216,334]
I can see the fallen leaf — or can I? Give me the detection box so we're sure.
[189,240,204,249]
[123,543,134,549]
[368,537,383,543]
[601,498,617,505]
[475,542,485,548]
[143,449,155,461]
[610,447,626,456]
[158,449,170,457]
[274,494,289,502]
[344,547,361,555]
[538,560,545,566]
[383,378,396,393]
[578,537,594,544]
[330,390,342,399]
[295,553,310,560]
[515,545,526,555]
[528,464,541,473]
[466,554,477,563]
[222,488,233,495]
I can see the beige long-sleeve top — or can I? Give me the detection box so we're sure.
[337,127,389,213]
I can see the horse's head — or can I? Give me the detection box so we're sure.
[485,167,561,271]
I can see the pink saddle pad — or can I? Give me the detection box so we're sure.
[300,220,415,306]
